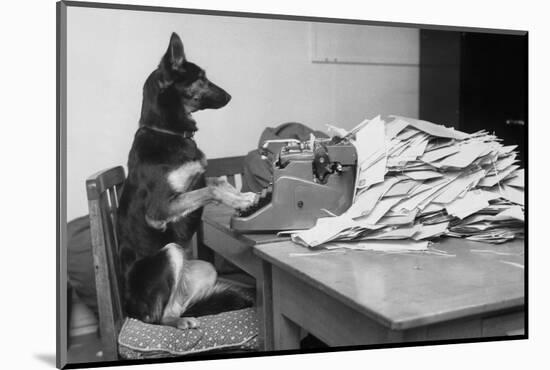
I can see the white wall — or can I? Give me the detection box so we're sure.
[66,7,419,220]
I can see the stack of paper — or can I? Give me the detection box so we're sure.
[292,115,524,249]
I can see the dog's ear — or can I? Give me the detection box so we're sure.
[158,33,187,88]
[164,32,186,71]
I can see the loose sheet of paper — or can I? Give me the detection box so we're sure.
[324,240,429,252]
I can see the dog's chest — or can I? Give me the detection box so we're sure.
[167,159,207,193]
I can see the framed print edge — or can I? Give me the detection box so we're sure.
[57,1,527,368]
[57,1,69,369]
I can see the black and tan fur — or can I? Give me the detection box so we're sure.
[117,32,257,329]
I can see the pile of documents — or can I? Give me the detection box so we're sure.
[291,115,524,250]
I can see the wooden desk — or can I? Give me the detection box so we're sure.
[254,238,525,349]
[198,204,288,350]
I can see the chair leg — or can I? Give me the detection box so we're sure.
[97,323,119,361]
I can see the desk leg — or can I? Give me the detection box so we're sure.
[274,314,301,350]
[256,260,274,351]
[272,267,301,351]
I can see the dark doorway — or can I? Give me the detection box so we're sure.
[420,30,527,167]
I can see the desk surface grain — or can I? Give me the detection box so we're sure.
[254,238,524,330]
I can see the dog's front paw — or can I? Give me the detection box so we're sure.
[177,317,200,330]
[231,192,259,210]
[240,192,259,209]
[211,183,259,210]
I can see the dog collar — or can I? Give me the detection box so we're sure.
[145,126,195,139]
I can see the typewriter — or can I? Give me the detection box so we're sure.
[230,136,357,232]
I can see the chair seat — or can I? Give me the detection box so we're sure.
[118,308,260,359]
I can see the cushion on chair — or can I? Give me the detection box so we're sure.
[118,308,260,359]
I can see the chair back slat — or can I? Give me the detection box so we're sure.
[205,156,245,178]
[100,190,123,322]
[205,156,245,191]
[113,183,123,208]
[86,166,126,361]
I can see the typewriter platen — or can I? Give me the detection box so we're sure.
[230,137,357,232]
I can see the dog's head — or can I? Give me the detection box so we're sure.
[140,32,231,132]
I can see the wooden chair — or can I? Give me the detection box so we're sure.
[86,166,126,361]
[85,157,247,361]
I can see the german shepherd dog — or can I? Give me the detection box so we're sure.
[117,33,258,329]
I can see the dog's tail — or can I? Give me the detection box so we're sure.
[183,280,255,317]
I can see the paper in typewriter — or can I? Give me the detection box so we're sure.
[291,116,524,250]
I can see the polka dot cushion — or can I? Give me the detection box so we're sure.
[118,308,260,359]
